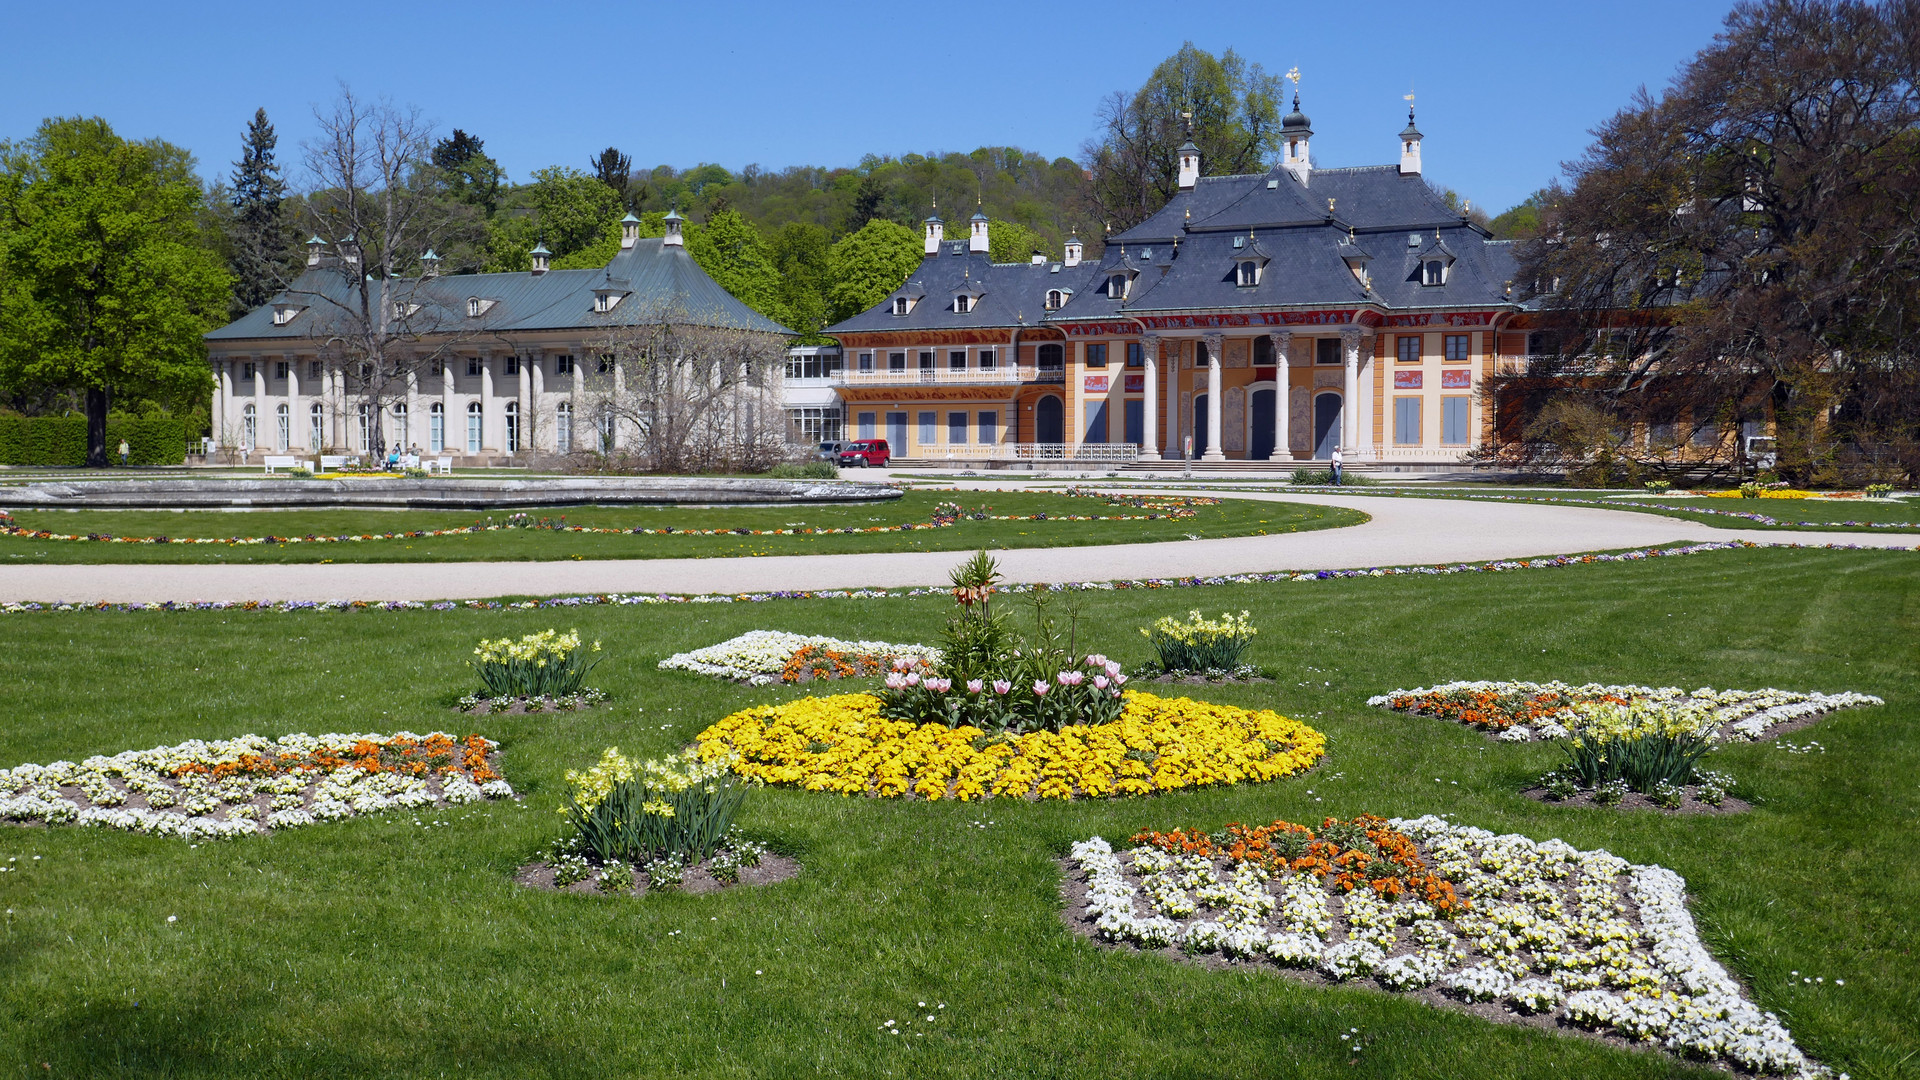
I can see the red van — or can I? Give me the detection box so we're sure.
[837,439,890,467]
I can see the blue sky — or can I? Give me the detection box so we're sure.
[3,0,1733,215]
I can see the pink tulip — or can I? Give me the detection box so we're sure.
[1113,673,1128,685]
[1094,675,1110,690]
[993,680,1012,695]
[926,677,951,692]
[1032,681,1049,696]
[885,673,908,690]
[1105,661,1123,677]
[966,679,984,694]
[892,657,913,672]
[905,672,921,687]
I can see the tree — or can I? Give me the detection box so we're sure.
[0,117,230,465]
[431,128,503,214]
[226,108,292,317]
[825,219,921,324]
[1082,42,1284,231]
[592,147,632,208]
[771,222,830,341]
[987,219,1050,264]
[1487,189,1551,240]
[1506,0,1920,485]
[299,89,479,458]
[687,208,785,326]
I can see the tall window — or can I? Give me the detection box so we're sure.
[954,295,971,313]
[503,355,520,376]
[274,361,289,381]
[1237,261,1259,286]
[597,411,615,452]
[977,410,998,445]
[308,360,323,380]
[947,411,967,444]
[1398,336,1421,364]
[1394,397,1422,445]
[1124,399,1144,444]
[1046,289,1062,310]
[1424,260,1446,285]
[466,402,483,454]
[242,361,256,381]
[857,352,874,372]
[1085,343,1108,368]
[979,348,996,369]
[1441,397,1471,445]
[948,349,967,371]
[918,411,937,445]
[1444,334,1471,361]
[310,404,325,451]
[357,404,372,452]
[429,403,444,453]
[275,403,289,451]
[503,402,519,453]
[1127,342,1144,367]
[1085,399,1109,443]
[242,403,256,449]
[893,297,909,315]
[917,351,935,374]
[556,402,572,453]
[1037,343,1064,370]
[392,403,408,448]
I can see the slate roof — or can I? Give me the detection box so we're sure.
[206,238,792,344]
[827,241,1103,334]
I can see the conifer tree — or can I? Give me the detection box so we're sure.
[227,108,289,316]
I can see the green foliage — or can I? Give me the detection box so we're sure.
[1558,727,1715,793]
[562,749,747,865]
[0,116,229,423]
[469,628,602,698]
[826,219,921,324]
[1487,189,1550,240]
[225,108,291,316]
[770,222,831,339]
[486,166,622,272]
[0,416,186,466]
[1141,610,1257,672]
[687,208,785,325]
[764,461,836,479]
[1290,468,1378,486]
[431,129,503,214]
[987,219,1049,264]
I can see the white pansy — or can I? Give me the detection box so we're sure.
[1373,679,1881,742]
[658,630,940,683]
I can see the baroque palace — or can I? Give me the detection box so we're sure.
[203,212,790,463]
[812,97,1529,466]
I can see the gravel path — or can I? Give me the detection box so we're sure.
[1,488,1910,604]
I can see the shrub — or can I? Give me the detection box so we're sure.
[766,461,837,480]
[470,628,602,698]
[1557,702,1717,793]
[1290,468,1377,486]
[1644,479,1672,494]
[562,748,746,864]
[1865,483,1895,498]
[1141,610,1258,673]
[0,415,187,466]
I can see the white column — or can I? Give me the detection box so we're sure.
[479,354,496,453]
[1341,329,1361,454]
[251,357,266,460]
[529,352,546,452]
[1202,333,1225,461]
[404,367,419,453]
[441,360,456,456]
[214,360,229,450]
[1357,331,1376,459]
[611,360,626,449]
[1140,335,1160,460]
[286,357,301,451]
[520,352,535,454]
[1269,331,1291,460]
[1166,339,1183,458]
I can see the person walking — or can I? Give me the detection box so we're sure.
[1331,445,1343,486]
[117,439,130,468]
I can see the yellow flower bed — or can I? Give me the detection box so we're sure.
[693,690,1324,801]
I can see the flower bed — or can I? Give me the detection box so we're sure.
[0,732,513,840]
[1068,814,1829,1078]
[1369,680,1881,742]
[693,690,1324,800]
[457,689,606,714]
[659,630,940,685]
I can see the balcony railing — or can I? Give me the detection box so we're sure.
[830,365,1064,388]
[914,442,1140,464]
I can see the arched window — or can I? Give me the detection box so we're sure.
[241,403,257,451]
[1045,289,1062,310]
[555,402,572,453]
[429,402,445,454]
[466,402,483,454]
[954,295,971,313]
[309,403,324,451]
[1036,343,1064,371]
[275,403,290,452]
[1424,260,1445,285]
[392,402,408,449]
[892,297,910,316]
[467,297,482,317]
[1107,275,1128,299]
[504,401,519,454]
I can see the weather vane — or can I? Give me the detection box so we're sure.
[1286,67,1301,86]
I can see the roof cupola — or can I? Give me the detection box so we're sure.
[1281,90,1313,186]
[662,206,684,248]
[1399,97,1424,176]
[529,240,551,276]
[969,201,989,254]
[1063,233,1083,267]
[620,212,641,249]
[924,202,944,255]
[420,248,440,278]
[305,235,326,268]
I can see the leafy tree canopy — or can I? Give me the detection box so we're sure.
[432,128,504,214]
[825,218,921,325]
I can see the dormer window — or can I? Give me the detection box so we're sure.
[593,291,626,314]
[1106,274,1129,299]
[1045,289,1063,310]
[954,295,972,313]
[1237,261,1261,287]
[271,304,304,326]
[1424,260,1447,285]
[893,297,911,316]
[390,301,421,320]
[466,297,497,318]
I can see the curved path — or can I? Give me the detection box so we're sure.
[1,486,1910,604]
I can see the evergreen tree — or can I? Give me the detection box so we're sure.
[226,108,289,316]
[432,129,503,214]
[592,147,632,208]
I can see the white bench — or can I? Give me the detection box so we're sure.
[262,455,305,474]
[428,456,453,475]
[318,455,353,472]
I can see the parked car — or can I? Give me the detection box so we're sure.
[814,440,846,461]
[837,439,890,467]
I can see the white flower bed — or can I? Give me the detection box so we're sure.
[1070,817,1830,1078]
[0,731,514,840]
[1367,680,1881,742]
[658,630,940,685]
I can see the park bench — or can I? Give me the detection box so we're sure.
[317,454,353,472]
[262,455,305,474]
[428,456,453,475]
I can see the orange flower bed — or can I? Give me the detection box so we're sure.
[1132,814,1464,912]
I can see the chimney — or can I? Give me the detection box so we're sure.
[662,207,684,248]
[1063,234,1083,267]
[969,204,989,254]
[306,235,326,268]
[529,241,550,276]
[1281,92,1313,186]
[924,207,944,255]
[420,249,440,278]
[1176,139,1201,190]
[1399,104,1423,176]
[1030,251,1046,264]
[620,212,641,249]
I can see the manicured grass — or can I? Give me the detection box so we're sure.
[0,489,1361,565]
[0,547,1914,1078]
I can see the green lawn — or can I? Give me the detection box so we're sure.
[0,489,1361,564]
[0,547,1913,1077]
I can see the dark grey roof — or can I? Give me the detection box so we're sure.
[206,238,792,343]
[828,247,1101,333]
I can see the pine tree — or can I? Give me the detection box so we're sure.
[227,108,288,316]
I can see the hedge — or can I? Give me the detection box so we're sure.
[0,417,188,467]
